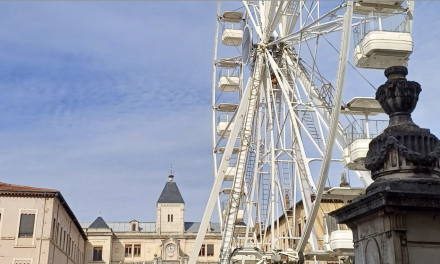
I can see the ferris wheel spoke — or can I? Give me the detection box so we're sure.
[197,1,416,263]
[243,2,263,38]
[268,1,288,39]
[300,1,319,28]
[270,4,347,46]
[296,1,354,253]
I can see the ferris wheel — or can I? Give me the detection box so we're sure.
[190,1,414,264]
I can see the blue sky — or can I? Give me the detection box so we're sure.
[0,1,439,223]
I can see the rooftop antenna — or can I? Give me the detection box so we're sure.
[168,164,175,182]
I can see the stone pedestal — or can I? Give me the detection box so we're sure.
[331,66,440,264]
[331,179,440,264]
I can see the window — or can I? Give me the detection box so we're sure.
[207,244,214,256]
[68,237,71,255]
[63,230,67,251]
[167,214,174,222]
[125,244,132,257]
[58,226,62,246]
[52,218,57,241]
[132,223,136,231]
[199,244,206,256]
[18,214,35,237]
[134,244,141,257]
[93,246,103,261]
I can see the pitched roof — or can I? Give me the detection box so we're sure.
[157,176,184,204]
[80,221,156,232]
[184,222,221,233]
[0,182,87,240]
[0,182,57,192]
[89,216,110,229]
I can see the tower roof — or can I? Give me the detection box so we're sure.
[89,216,110,229]
[157,174,184,204]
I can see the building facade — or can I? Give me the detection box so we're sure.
[0,182,87,264]
[80,174,222,264]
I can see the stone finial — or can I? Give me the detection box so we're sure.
[365,66,440,181]
[376,66,421,127]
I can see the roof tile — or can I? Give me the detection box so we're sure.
[0,182,57,192]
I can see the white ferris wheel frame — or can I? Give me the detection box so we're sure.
[190,1,415,264]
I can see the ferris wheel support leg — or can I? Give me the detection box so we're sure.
[296,1,354,253]
[211,0,223,230]
[262,65,277,251]
[188,76,254,264]
[219,53,265,264]
[266,50,319,251]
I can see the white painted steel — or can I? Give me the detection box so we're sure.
[297,1,354,253]
[191,1,415,264]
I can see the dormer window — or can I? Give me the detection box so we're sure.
[130,220,139,232]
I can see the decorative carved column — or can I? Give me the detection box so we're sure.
[331,66,440,264]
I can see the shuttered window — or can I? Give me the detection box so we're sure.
[18,214,35,237]
[207,244,214,256]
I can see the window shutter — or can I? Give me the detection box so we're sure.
[207,244,214,256]
[19,214,35,237]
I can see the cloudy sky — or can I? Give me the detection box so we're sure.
[0,1,439,223]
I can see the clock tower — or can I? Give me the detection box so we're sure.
[156,173,185,234]
[161,236,181,261]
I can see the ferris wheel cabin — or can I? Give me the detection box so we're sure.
[353,3,413,69]
[341,97,387,171]
[216,104,237,139]
[221,11,244,46]
[217,59,240,92]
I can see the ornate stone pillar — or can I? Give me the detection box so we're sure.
[331,66,440,264]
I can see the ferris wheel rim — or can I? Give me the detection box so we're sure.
[190,1,415,264]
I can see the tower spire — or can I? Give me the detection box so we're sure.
[168,164,174,182]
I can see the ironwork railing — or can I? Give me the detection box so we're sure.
[218,68,239,80]
[344,119,388,146]
[353,12,410,47]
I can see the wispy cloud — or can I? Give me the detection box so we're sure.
[0,1,439,224]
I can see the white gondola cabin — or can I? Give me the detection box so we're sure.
[217,112,234,138]
[221,11,244,46]
[322,187,362,257]
[353,12,413,69]
[218,68,240,92]
[353,1,404,15]
[323,215,354,256]
[341,97,387,170]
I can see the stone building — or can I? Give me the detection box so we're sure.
[0,182,87,264]
[260,189,360,264]
[80,174,222,264]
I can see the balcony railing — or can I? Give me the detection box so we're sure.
[353,12,410,47]
[218,68,240,80]
[344,119,388,146]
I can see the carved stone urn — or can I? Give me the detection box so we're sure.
[365,66,440,181]
[376,66,421,127]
